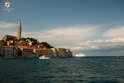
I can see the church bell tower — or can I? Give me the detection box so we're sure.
[17,18,22,40]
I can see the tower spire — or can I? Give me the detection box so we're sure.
[17,18,22,40]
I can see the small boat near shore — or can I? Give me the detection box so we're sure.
[39,55,50,59]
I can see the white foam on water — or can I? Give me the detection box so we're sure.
[73,53,87,57]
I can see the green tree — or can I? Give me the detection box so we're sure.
[6,37,13,41]
[0,40,5,45]
[20,38,27,41]
[0,40,5,42]
[26,37,38,45]
[40,42,54,48]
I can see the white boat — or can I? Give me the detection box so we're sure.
[39,55,50,59]
[73,53,86,57]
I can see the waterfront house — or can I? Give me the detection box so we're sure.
[57,48,66,57]
[2,35,17,42]
[65,49,73,57]
[33,48,55,58]
[18,40,28,46]
[51,48,59,57]
[7,41,14,46]
[3,46,18,58]
[57,48,72,57]
[0,46,3,57]
[19,46,35,58]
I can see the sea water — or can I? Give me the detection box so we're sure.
[0,56,124,83]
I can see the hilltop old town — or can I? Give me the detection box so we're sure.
[0,19,72,58]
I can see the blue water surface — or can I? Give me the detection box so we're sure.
[0,56,124,83]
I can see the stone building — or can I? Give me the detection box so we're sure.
[3,46,18,58]
[19,46,35,58]
[0,46,3,57]
[33,48,54,58]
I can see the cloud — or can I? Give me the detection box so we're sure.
[21,25,99,48]
[45,25,97,38]
[0,21,17,39]
[103,26,124,38]
[0,21,17,29]
[72,38,124,51]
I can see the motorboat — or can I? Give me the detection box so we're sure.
[39,55,50,59]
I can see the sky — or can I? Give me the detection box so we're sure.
[0,0,124,56]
